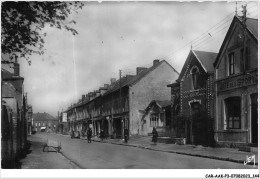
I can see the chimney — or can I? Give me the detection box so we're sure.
[88,92,93,100]
[153,59,160,66]
[96,90,100,96]
[99,86,108,95]
[136,67,147,75]
[14,58,20,76]
[110,78,116,84]
[82,95,85,101]
[126,74,135,79]
[85,94,90,102]
[92,91,96,98]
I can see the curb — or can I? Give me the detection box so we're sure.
[90,138,258,166]
[59,151,82,169]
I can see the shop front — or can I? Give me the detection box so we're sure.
[111,113,129,139]
[215,71,258,147]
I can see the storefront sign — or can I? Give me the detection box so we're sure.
[218,73,257,92]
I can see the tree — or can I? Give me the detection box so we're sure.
[1,1,84,65]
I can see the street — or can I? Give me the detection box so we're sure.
[30,133,254,169]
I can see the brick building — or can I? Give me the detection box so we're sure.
[168,50,217,146]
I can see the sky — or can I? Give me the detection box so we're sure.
[18,1,259,117]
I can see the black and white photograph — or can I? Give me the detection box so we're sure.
[1,0,259,178]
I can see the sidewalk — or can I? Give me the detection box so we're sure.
[20,135,80,169]
[88,135,258,166]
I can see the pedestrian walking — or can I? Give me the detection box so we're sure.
[124,128,128,143]
[100,130,105,141]
[71,130,75,139]
[152,127,158,145]
[87,128,92,143]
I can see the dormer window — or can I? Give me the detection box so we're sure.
[190,66,199,90]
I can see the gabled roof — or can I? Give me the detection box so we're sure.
[1,68,24,80]
[177,50,217,81]
[214,16,258,67]
[238,16,258,40]
[66,60,179,111]
[2,68,13,79]
[2,81,16,97]
[193,50,218,72]
[145,100,171,113]
[155,100,171,108]
[103,60,179,96]
[103,75,136,95]
[33,112,57,121]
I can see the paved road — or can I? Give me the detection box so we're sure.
[35,133,254,169]
[20,136,79,169]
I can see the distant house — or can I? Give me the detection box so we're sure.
[33,112,58,133]
[27,105,33,135]
[140,100,172,136]
[168,50,217,146]
[213,16,258,147]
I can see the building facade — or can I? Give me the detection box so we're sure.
[168,50,217,146]
[32,112,58,133]
[67,60,179,138]
[214,16,258,147]
[140,100,171,136]
[1,60,29,168]
[27,105,33,135]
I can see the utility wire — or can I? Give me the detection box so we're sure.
[170,12,235,55]
[163,5,257,61]
[193,25,230,49]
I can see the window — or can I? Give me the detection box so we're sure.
[191,66,199,90]
[229,53,235,75]
[240,48,249,71]
[225,97,241,129]
[39,123,41,127]
[150,113,159,127]
[35,123,37,127]
[191,102,201,120]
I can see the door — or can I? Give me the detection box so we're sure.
[190,102,204,145]
[251,93,258,144]
[113,118,122,138]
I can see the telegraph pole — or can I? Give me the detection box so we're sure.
[242,4,247,73]
[119,70,122,113]
[119,69,123,139]
[241,4,248,130]
[235,1,238,17]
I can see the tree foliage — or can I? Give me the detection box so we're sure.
[1,1,84,64]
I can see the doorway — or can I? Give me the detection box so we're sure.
[251,93,258,144]
[113,118,122,138]
[190,102,206,145]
